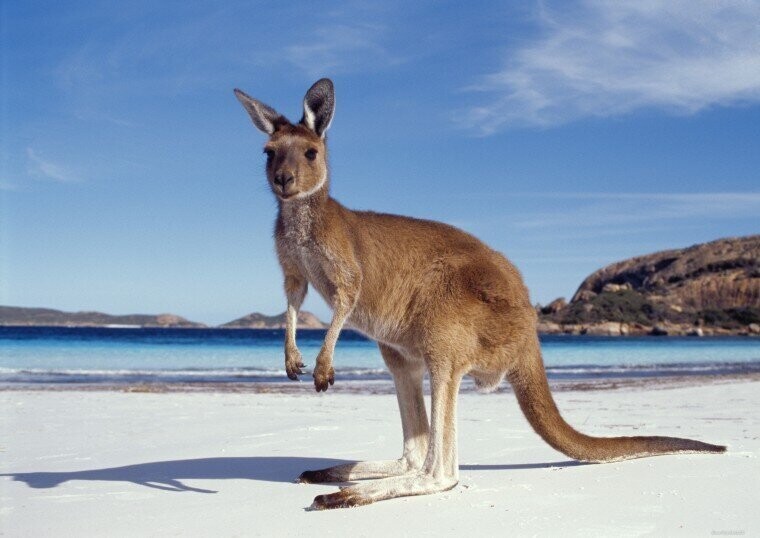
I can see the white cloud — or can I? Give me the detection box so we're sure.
[26,148,82,183]
[463,0,760,132]
[53,6,399,99]
[511,192,760,229]
[283,23,398,77]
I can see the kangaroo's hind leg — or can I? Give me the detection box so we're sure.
[310,358,463,509]
[299,344,429,483]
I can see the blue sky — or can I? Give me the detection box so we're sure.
[1,0,759,325]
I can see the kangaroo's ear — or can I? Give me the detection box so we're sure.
[234,89,288,135]
[301,78,335,138]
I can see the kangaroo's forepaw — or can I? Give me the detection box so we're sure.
[285,349,305,381]
[313,364,335,392]
[310,490,372,510]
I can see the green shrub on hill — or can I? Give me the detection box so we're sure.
[700,307,760,329]
[557,289,664,325]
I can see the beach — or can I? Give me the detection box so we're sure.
[2,377,758,537]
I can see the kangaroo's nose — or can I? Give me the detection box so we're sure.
[274,172,294,189]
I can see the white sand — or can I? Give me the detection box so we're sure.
[1,380,758,537]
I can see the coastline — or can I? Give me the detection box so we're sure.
[3,325,759,392]
[536,321,760,337]
[2,323,759,336]
[3,370,759,394]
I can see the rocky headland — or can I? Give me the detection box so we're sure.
[536,235,760,336]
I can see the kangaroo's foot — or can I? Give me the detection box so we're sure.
[309,472,458,510]
[298,456,422,483]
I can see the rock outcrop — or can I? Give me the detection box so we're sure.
[571,235,759,311]
[538,235,760,336]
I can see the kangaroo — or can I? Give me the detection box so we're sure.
[233,78,726,510]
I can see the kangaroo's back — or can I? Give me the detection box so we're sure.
[332,207,533,349]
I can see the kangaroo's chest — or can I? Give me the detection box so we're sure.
[298,246,328,290]
[277,205,333,298]
[282,237,335,302]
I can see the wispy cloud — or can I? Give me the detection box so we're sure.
[512,192,760,202]
[26,148,82,183]
[53,5,400,100]
[463,1,760,132]
[511,192,760,229]
[0,180,19,191]
[73,109,137,128]
[53,14,232,97]
[283,23,399,77]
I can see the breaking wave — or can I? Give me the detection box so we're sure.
[1,361,758,385]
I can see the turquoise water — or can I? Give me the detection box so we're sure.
[1,327,759,384]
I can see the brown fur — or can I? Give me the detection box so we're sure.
[234,79,726,510]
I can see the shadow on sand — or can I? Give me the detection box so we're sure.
[1,457,350,493]
[2,457,589,493]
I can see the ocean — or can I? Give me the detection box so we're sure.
[1,326,759,387]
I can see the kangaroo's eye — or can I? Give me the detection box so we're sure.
[305,148,318,161]
[264,148,275,160]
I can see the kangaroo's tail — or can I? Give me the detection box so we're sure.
[507,336,726,463]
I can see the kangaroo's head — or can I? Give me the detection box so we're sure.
[234,79,335,201]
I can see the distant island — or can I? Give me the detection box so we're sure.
[0,306,207,328]
[219,311,326,329]
[2,235,757,335]
[0,305,326,330]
